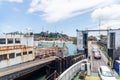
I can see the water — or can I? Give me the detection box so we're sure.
[38,42,77,55]
[65,43,77,55]
[31,42,77,80]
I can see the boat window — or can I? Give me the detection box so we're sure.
[29,51,32,54]
[0,38,6,44]
[16,53,21,57]
[0,54,7,60]
[102,71,113,77]
[15,38,21,43]
[23,52,27,55]
[9,53,15,59]
[7,38,13,44]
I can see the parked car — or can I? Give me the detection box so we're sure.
[98,66,116,80]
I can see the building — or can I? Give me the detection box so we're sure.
[76,30,88,57]
[107,29,120,59]
[0,32,35,68]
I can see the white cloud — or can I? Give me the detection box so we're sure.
[91,4,120,29]
[8,0,23,3]
[28,0,116,22]
[92,5,120,21]
[99,21,120,29]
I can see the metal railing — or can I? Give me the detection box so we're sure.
[57,59,87,80]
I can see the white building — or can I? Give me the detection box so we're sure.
[0,32,35,68]
[107,29,120,49]
[107,29,120,59]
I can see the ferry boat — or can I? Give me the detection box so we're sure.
[0,32,35,68]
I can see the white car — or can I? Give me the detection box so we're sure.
[98,66,116,80]
[92,47,101,59]
[93,50,101,59]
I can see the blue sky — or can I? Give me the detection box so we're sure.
[0,0,120,37]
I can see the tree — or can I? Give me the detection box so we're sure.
[73,37,77,44]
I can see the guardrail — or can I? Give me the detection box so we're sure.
[57,59,88,80]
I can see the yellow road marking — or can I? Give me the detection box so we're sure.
[85,76,100,80]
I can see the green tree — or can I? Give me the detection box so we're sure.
[73,37,77,44]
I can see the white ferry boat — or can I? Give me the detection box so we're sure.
[0,32,35,68]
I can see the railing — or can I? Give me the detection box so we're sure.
[57,59,87,80]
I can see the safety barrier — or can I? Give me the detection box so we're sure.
[57,59,88,80]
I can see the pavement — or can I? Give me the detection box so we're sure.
[74,42,120,80]
[74,70,120,80]
[85,70,120,80]
[74,72,100,80]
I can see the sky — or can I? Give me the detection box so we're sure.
[0,0,120,37]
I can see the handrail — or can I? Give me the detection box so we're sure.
[57,59,88,80]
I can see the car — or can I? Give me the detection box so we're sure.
[92,46,99,53]
[92,46,101,59]
[98,66,117,80]
[93,50,101,59]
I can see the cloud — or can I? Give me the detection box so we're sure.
[91,4,120,29]
[8,0,23,3]
[99,21,120,29]
[28,0,116,22]
[92,4,120,21]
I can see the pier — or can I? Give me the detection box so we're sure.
[0,56,57,80]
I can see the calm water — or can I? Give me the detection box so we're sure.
[38,42,77,55]
[34,42,77,80]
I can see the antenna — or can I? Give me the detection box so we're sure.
[99,18,101,35]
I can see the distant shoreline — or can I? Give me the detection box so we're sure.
[34,40,73,45]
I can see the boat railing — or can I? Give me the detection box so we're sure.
[57,59,88,80]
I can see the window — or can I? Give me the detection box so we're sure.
[16,53,21,57]
[102,71,113,77]
[0,54,7,60]
[29,51,32,54]
[15,38,20,43]
[7,38,13,44]
[0,38,6,44]
[9,53,15,59]
[23,52,27,55]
